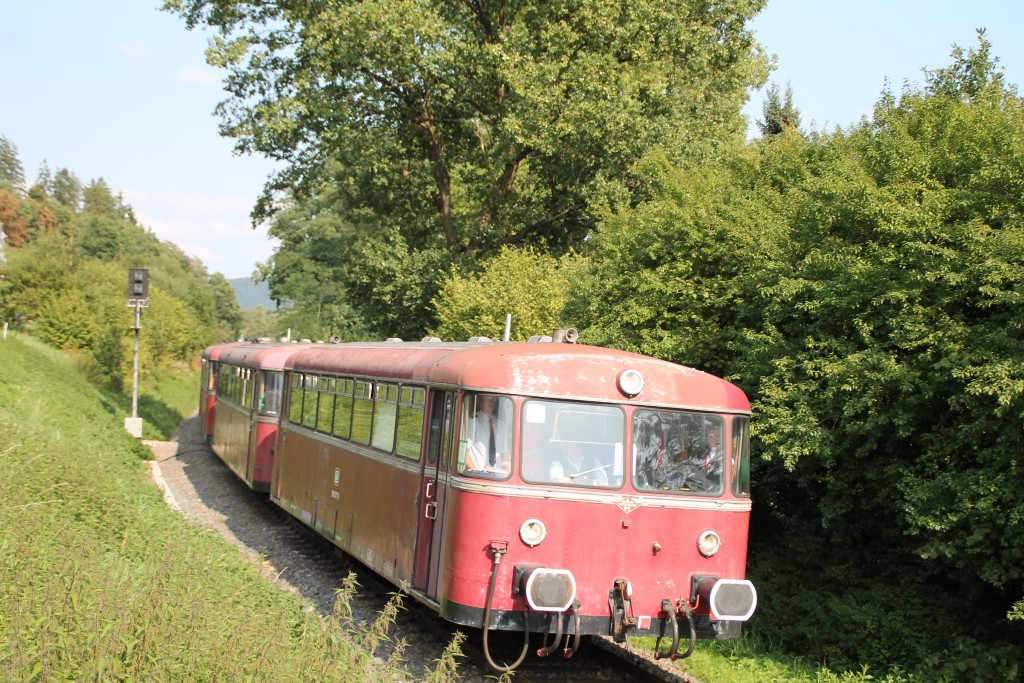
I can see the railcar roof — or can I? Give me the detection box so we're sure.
[201,340,249,362]
[217,342,314,369]
[286,341,750,413]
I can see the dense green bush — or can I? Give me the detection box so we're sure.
[573,37,1024,680]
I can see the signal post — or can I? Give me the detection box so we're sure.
[125,268,149,438]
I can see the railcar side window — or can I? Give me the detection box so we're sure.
[456,393,513,478]
[302,376,319,429]
[288,373,304,424]
[317,379,335,434]
[219,365,245,405]
[520,400,624,488]
[372,383,399,452]
[351,381,374,445]
[332,379,354,440]
[260,372,283,416]
[254,374,265,413]
[217,365,232,400]
[731,417,751,497]
[241,368,252,408]
[632,411,725,495]
[396,386,426,459]
[426,392,455,467]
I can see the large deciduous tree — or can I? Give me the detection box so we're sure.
[166,0,769,335]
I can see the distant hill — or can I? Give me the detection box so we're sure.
[229,278,275,310]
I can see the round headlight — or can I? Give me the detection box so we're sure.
[520,518,547,547]
[617,369,645,397]
[697,529,721,558]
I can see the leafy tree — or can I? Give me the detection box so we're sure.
[34,160,52,195]
[926,28,1005,101]
[79,215,132,262]
[255,171,389,338]
[239,305,280,341]
[0,133,246,392]
[52,168,82,210]
[757,82,802,136]
[568,143,789,376]
[24,185,58,240]
[0,135,24,191]
[0,187,29,247]
[0,234,76,323]
[207,272,243,338]
[82,178,126,220]
[431,246,579,342]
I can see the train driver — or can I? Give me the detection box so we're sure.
[548,440,609,486]
[463,394,512,473]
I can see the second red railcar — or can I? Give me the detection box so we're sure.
[210,342,310,491]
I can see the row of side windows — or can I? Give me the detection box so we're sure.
[287,373,426,460]
[216,363,253,408]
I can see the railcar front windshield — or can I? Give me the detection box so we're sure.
[520,400,625,488]
[632,409,725,495]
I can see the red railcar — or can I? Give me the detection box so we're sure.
[210,343,310,492]
[199,341,249,441]
[269,333,757,671]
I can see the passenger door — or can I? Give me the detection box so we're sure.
[242,372,259,483]
[413,390,455,596]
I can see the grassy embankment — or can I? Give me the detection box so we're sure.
[0,334,462,682]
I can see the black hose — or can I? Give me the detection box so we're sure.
[654,612,679,660]
[563,601,582,658]
[538,612,563,656]
[675,612,697,659]
[481,550,529,673]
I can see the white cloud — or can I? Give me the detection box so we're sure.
[174,65,220,87]
[125,190,278,278]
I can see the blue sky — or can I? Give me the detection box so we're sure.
[2,1,1022,280]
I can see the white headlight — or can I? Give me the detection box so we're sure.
[697,529,721,557]
[617,369,644,397]
[520,518,547,547]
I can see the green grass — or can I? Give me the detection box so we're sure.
[0,333,463,682]
[86,363,199,441]
[641,634,917,683]
[626,605,928,683]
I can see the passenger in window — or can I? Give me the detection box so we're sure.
[260,386,281,415]
[632,414,664,488]
[663,423,722,492]
[465,394,512,473]
[549,441,609,486]
[698,423,723,477]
